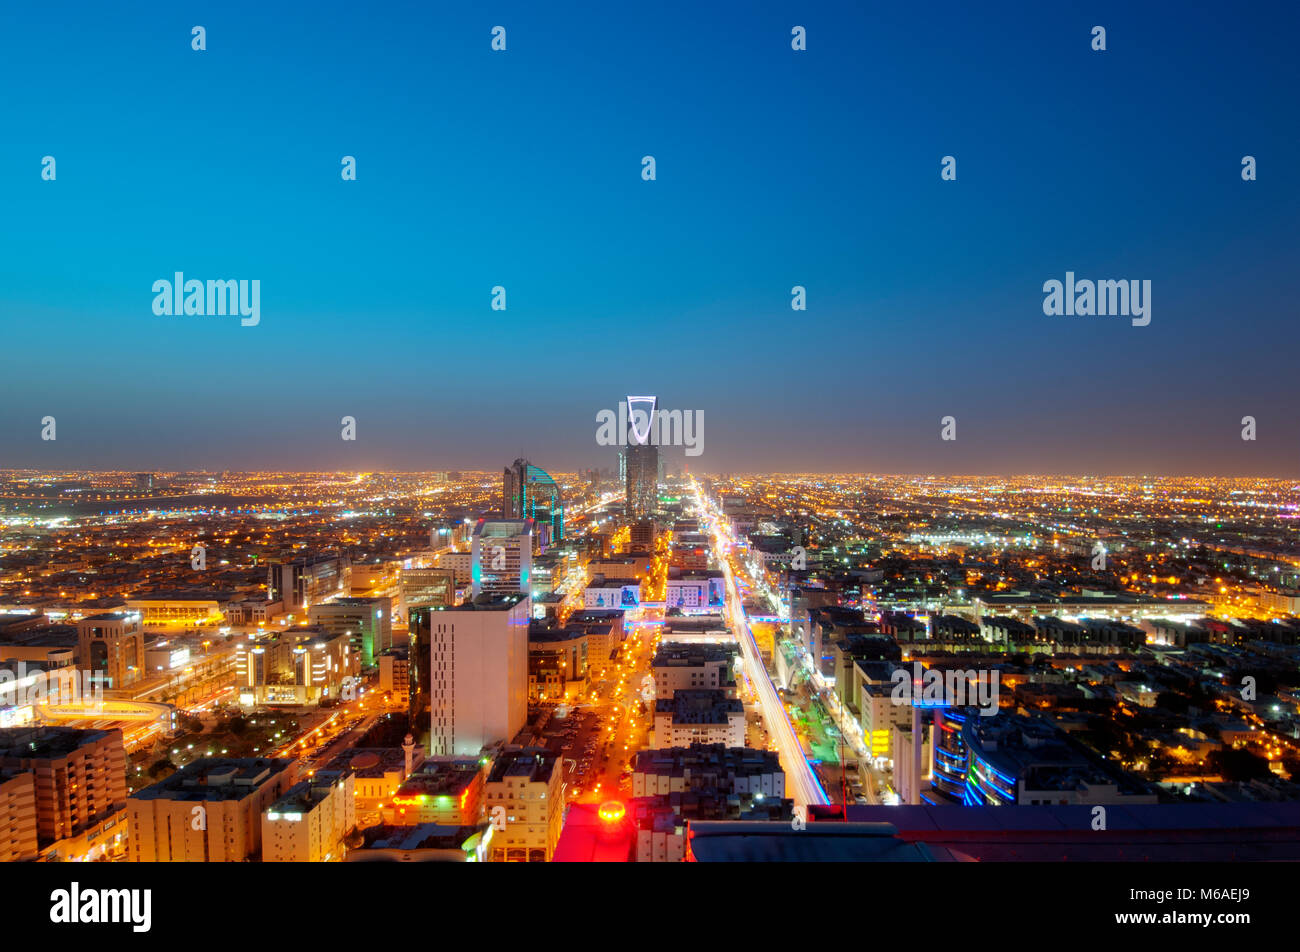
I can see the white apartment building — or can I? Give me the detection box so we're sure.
[262,770,355,862]
[652,690,745,748]
[428,595,530,757]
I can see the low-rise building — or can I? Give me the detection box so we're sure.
[346,822,492,862]
[388,757,485,826]
[651,642,738,700]
[262,770,355,862]
[652,690,745,748]
[236,626,356,707]
[325,741,423,817]
[484,747,563,862]
[128,757,298,861]
[125,592,229,627]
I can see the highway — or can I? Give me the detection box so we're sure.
[692,481,830,808]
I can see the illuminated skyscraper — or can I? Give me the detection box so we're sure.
[625,443,658,519]
[407,607,432,723]
[470,518,534,598]
[308,596,392,666]
[503,459,564,542]
[266,553,349,611]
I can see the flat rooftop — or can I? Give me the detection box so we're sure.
[131,757,295,802]
[0,726,117,759]
[445,594,526,611]
[487,748,558,784]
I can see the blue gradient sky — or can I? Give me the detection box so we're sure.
[1,1,1297,475]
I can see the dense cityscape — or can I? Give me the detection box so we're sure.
[2,6,1295,934]
[3,452,1299,864]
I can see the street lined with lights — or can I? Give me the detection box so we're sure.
[692,479,830,808]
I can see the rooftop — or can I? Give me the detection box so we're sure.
[487,747,559,784]
[0,726,119,759]
[131,757,295,802]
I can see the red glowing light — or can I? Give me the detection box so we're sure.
[598,801,626,824]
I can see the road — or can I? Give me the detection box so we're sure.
[566,559,661,802]
[692,480,830,808]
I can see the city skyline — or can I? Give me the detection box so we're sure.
[3,453,1300,874]
[5,466,1300,480]
[2,0,1299,888]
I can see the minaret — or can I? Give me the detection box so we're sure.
[403,732,416,777]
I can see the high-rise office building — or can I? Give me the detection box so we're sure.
[407,607,433,724]
[628,518,656,553]
[502,459,564,542]
[308,596,393,666]
[503,459,526,517]
[625,443,658,519]
[470,518,534,599]
[266,553,350,612]
[426,594,531,757]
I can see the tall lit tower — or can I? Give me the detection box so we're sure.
[625,444,658,520]
[503,458,564,542]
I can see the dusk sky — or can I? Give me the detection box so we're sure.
[1,1,1297,475]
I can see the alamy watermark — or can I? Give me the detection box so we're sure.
[890,662,999,716]
[152,273,260,326]
[595,396,704,456]
[1042,272,1150,327]
[0,663,106,711]
[50,882,151,932]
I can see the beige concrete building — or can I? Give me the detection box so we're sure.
[262,770,355,862]
[0,726,127,859]
[0,770,38,862]
[128,757,297,862]
[566,609,624,673]
[651,642,738,699]
[377,649,409,698]
[484,747,563,862]
[77,612,145,688]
